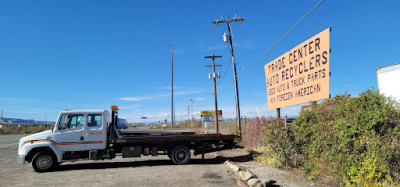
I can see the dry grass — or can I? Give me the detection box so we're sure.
[0,126,53,135]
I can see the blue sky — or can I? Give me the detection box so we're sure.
[0,0,399,123]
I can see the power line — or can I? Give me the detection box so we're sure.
[242,0,325,74]
[219,58,232,84]
[216,59,235,95]
[216,59,234,93]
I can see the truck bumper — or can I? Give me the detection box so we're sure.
[17,155,25,164]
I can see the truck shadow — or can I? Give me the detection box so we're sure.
[52,158,225,172]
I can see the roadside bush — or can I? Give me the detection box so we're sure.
[241,117,299,168]
[0,126,53,135]
[293,89,400,185]
[262,119,298,168]
[241,89,400,185]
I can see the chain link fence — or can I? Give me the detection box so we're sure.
[201,119,248,135]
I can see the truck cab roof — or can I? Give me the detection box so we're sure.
[60,110,109,114]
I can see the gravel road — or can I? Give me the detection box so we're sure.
[0,134,237,187]
[0,134,26,149]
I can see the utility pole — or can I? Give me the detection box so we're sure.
[189,98,196,127]
[187,105,190,128]
[45,113,47,124]
[1,108,3,124]
[205,53,222,134]
[212,16,245,136]
[169,45,175,127]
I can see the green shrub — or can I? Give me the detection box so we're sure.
[293,89,400,185]
[262,119,298,168]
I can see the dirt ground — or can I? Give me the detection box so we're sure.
[0,137,237,187]
[217,148,334,187]
[0,133,327,187]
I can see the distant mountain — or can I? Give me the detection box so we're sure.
[0,118,55,124]
[0,117,128,125]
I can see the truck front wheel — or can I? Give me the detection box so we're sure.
[32,151,56,172]
[170,145,191,165]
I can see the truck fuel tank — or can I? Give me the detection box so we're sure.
[122,146,142,157]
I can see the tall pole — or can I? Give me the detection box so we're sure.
[187,105,190,128]
[1,108,3,124]
[173,106,175,126]
[191,98,193,121]
[205,53,222,134]
[189,98,195,127]
[212,16,245,136]
[227,21,241,136]
[170,45,174,127]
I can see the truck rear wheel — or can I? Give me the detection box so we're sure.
[32,151,56,172]
[170,145,191,165]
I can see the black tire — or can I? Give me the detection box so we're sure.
[32,151,56,173]
[170,145,191,165]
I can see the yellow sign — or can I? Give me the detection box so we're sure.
[201,110,222,116]
[201,111,215,116]
[264,28,330,110]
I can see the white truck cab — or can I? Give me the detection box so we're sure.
[17,110,110,172]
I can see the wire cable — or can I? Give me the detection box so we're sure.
[242,0,325,74]
[219,58,231,83]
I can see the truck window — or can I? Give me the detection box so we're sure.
[58,114,84,130]
[88,114,102,127]
[70,115,84,129]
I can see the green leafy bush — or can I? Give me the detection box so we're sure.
[293,89,400,185]
[242,89,400,185]
[262,119,298,168]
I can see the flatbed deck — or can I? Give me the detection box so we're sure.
[123,134,235,143]
[117,129,237,143]
[114,131,237,144]
[121,130,196,136]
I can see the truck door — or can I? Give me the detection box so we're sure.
[83,113,106,150]
[53,114,85,151]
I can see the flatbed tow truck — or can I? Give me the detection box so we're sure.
[17,105,237,172]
